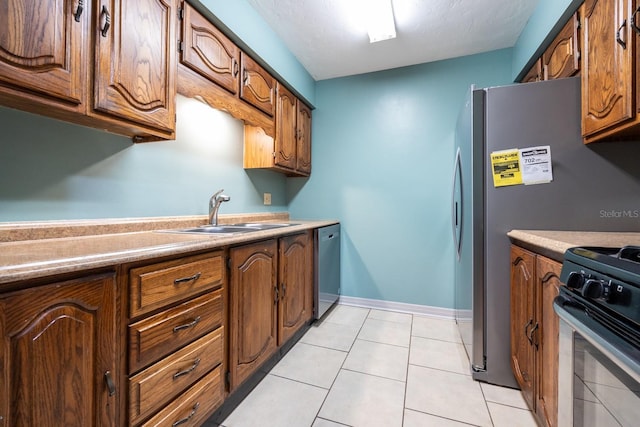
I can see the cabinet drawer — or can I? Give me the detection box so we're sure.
[129,327,224,424]
[129,290,223,372]
[130,252,224,318]
[140,365,224,427]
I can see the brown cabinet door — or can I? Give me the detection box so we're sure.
[296,101,312,175]
[94,0,176,133]
[275,83,298,170]
[0,273,117,427]
[509,245,536,410]
[521,59,543,83]
[278,233,312,345]
[535,256,561,427]
[228,240,278,390]
[0,0,88,106]
[543,12,580,80]
[180,2,240,95]
[582,0,634,138]
[240,52,275,116]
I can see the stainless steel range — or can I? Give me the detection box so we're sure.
[554,246,640,427]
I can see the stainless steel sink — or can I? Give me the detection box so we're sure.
[162,222,298,235]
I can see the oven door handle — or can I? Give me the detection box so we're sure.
[553,297,640,383]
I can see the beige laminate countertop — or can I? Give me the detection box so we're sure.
[0,217,337,287]
[508,230,640,262]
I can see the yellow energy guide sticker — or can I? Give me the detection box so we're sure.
[490,149,522,187]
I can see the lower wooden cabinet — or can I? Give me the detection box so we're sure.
[228,232,313,390]
[126,251,226,426]
[510,245,561,427]
[228,239,279,390]
[0,272,118,427]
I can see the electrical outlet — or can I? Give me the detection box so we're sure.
[263,193,272,205]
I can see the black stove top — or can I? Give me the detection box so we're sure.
[560,246,640,347]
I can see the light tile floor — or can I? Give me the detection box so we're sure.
[220,304,537,427]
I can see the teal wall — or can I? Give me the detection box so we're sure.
[0,96,287,221]
[512,0,583,81]
[288,49,514,308]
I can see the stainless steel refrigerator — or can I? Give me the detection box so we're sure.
[452,76,640,388]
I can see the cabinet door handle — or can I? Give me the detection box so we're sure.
[524,319,533,343]
[281,283,286,298]
[172,402,200,427]
[616,19,627,49]
[274,284,279,303]
[243,69,249,84]
[173,316,201,332]
[173,358,201,379]
[528,322,539,348]
[73,0,84,22]
[233,59,239,77]
[632,7,640,35]
[104,371,116,396]
[100,5,111,38]
[174,272,201,285]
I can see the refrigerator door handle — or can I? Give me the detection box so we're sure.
[451,148,463,259]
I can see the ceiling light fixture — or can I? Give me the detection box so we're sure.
[366,0,396,43]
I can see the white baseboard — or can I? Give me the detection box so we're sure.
[337,295,456,320]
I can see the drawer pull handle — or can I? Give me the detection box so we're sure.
[173,316,201,332]
[174,272,201,285]
[173,358,201,379]
[616,19,627,49]
[172,402,200,427]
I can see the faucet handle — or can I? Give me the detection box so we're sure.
[212,188,224,200]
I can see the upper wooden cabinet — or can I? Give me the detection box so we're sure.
[0,0,177,141]
[244,84,312,177]
[582,0,640,143]
[240,52,276,117]
[0,0,88,108]
[93,0,177,137]
[543,12,580,80]
[0,272,118,427]
[180,1,240,95]
[522,59,543,83]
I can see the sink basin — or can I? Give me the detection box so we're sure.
[163,223,298,235]
[229,222,298,230]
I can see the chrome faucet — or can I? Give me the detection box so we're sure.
[209,189,230,226]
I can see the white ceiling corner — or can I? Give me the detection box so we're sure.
[244,0,540,81]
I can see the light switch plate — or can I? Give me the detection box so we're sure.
[263,193,272,205]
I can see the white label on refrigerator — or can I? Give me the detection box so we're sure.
[519,145,552,185]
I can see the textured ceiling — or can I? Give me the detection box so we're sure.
[245,0,540,81]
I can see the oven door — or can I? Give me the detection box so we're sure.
[554,298,640,427]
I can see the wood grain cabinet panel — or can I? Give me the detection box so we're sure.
[129,251,224,318]
[278,232,313,345]
[510,246,536,410]
[521,59,543,83]
[0,0,88,106]
[535,256,561,427]
[274,84,298,170]
[129,327,223,424]
[510,245,560,427]
[94,0,177,134]
[128,289,223,373]
[180,1,239,95]
[228,240,278,390]
[0,273,118,427]
[543,12,580,80]
[140,365,224,427]
[240,52,275,116]
[296,101,312,174]
[582,0,640,142]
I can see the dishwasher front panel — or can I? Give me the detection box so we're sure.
[314,224,340,319]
